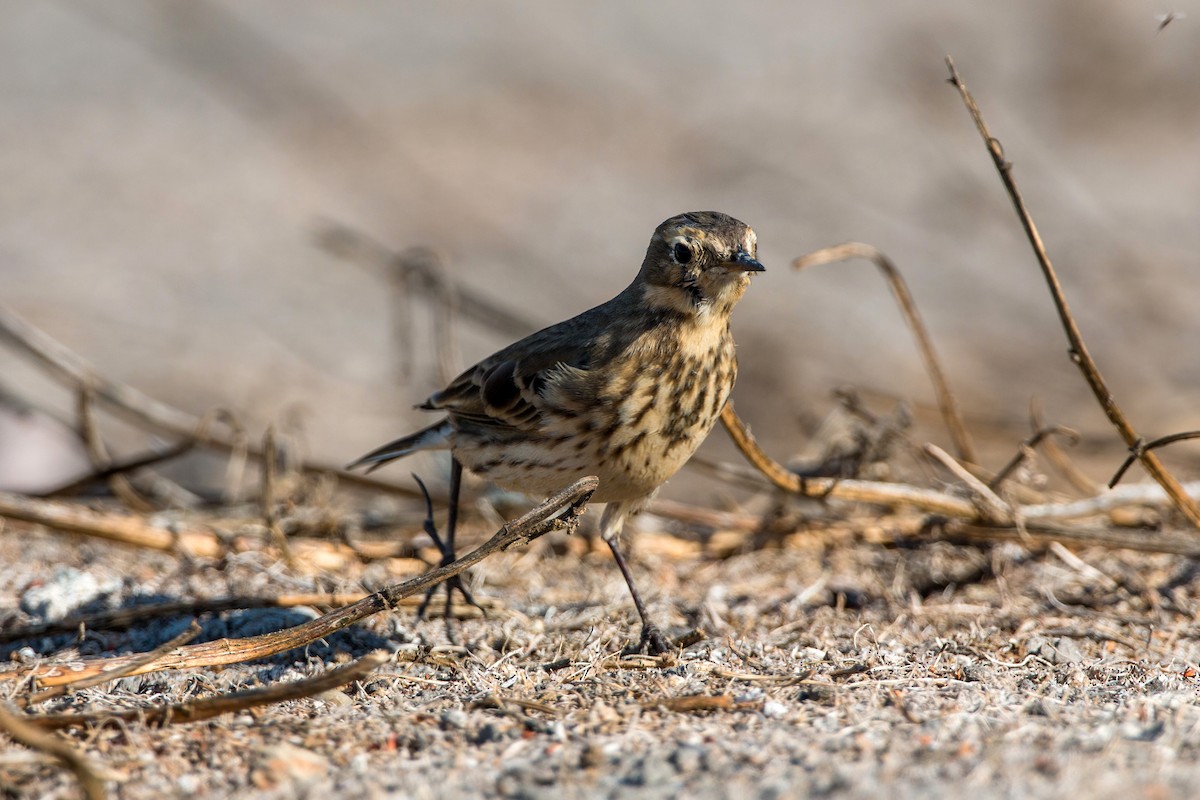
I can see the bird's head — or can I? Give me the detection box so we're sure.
[638,211,764,318]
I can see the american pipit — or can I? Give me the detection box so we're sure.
[351,211,763,653]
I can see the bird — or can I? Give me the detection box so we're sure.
[350,211,764,653]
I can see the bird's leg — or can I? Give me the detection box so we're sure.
[414,458,486,623]
[600,503,669,655]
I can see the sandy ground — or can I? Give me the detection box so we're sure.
[3,486,1200,799]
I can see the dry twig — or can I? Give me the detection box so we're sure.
[719,402,977,517]
[924,443,1012,524]
[0,490,427,571]
[719,401,1200,552]
[944,56,1200,528]
[75,385,154,512]
[316,221,536,340]
[988,423,1079,491]
[38,440,196,500]
[1109,431,1200,489]
[1030,400,1100,496]
[935,520,1200,557]
[0,596,359,643]
[0,302,420,499]
[0,702,107,799]
[27,650,389,731]
[644,694,761,714]
[0,490,227,557]
[21,622,202,708]
[793,242,975,463]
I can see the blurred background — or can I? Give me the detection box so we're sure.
[2,1,1198,495]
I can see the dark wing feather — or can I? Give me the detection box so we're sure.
[420,304,609,434]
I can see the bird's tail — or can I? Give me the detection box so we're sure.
[346,419,452,473]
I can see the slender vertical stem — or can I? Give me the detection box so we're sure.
[945,56,1200,528]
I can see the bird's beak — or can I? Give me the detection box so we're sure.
[728,250,765,272]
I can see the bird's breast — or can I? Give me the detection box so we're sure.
[594,324,737,499]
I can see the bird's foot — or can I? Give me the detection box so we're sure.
[411,472,487,625]
[621,623,670,656]
[415,569,488,621]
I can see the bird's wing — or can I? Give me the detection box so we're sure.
[422,310,605,434]
[347,316,602,472]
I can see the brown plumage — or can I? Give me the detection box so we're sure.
[352,211,764,652]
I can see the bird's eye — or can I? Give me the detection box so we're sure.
[672,242,693,265]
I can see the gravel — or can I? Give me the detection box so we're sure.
[4,517,1200,798]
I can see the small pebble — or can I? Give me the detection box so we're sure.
[670,745,704,774]
[441,709,469,730]
[20,567,109,622]
[473,722,506,745]
[252,743,329,789]
[762,700,788,719]
[579,742,605,769]
[314,689,353,708]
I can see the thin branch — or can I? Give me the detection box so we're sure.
[643,694,759,714]
[657,507,1200,560]
[0,490,429,570]
[0,595,361,644]
[1030,399,1100,495]
[394,247,462,387]
[988,424,1079,491]
[260,426,293,564]
[720,401,1200,526]
[27,650,389,732]
[0,592,497,645]
[793,242,976,463]
[37,440,196,499]
[0,490,228,558]
[1018,482,1200,521]
[924,443,1012,524]
[939,520,1200,558]
[1109,431,1200,488]
[660,501,1200,560]
[719,402,979,517]
[22,622,201,708]
[316,221,537,340]
[0,703,107,799]
[75,385,154,511]
[945,56,1200,528]
[0,476,597,688]
[0,302,421,499]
